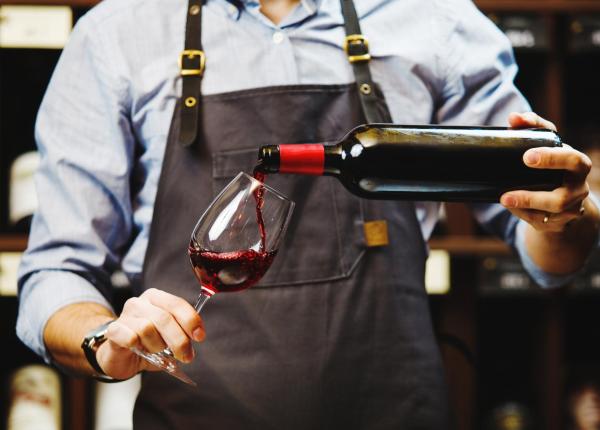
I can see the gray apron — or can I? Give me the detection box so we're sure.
[133,1,450,428]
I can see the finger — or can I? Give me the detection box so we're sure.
[503,207,547,230]
[105,318,142,350]
[501,184,588,214]
[96,337,160,379]
[505,207,583,232]
[508,111,557,131]
[522,146,591,177]
[113,313,169,355]
[123,296,194,362]
[142,288,205,342]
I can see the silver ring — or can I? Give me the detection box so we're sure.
[543,214,550,224]
[580,204,586,216]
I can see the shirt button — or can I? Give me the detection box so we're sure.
[272,31,284,44]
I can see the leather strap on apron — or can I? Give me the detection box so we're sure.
[339,0,384,124]
[178,0,204,147]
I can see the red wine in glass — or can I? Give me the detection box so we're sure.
[189,245,277,296]
[189,169,275,297]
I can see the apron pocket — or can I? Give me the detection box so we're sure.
[212,147,365,287]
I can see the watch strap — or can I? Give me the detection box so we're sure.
[81,320,122,382]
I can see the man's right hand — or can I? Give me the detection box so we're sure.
[96,288,206,380]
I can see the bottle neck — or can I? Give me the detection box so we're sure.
[258,144,329,175]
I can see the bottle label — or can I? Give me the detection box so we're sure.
[279,144,324,175]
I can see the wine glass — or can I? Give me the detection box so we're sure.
[132,172,294,385]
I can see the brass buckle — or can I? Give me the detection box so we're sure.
[179,50,206,76]
[343,34,371,63]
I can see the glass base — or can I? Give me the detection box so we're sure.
[131,347,196,386]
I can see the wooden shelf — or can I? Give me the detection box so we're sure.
[0,234,28,252]
[476,0,600,12]
[0,233,510,256]
[429,236,510,256]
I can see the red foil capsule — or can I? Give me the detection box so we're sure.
[279,144,325,175]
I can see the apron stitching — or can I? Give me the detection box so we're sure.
[203,85,356,101]
[330,179,347,273]
[252,251,365,289]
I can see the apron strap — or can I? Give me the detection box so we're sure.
[339,0,384,124]
[179,0,205,147]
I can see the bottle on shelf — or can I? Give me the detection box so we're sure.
[9,151,40,233]
[94,374,141,430]
[256,124,565,202]
[484,401,534,430]
[6,364,61,430]
[569,384,600,430]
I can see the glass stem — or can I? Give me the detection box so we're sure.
[194,291,211,313]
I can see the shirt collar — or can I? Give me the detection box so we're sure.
[225,0,323,17]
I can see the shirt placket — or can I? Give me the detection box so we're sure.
[236,0,319,86]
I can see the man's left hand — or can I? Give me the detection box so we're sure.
[500,112,593,233]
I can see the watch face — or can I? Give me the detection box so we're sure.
[92,325,109,343]
[82,320,117,379]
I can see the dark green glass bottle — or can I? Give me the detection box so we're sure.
[256,124,565,202]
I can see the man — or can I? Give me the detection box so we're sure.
[17,0,600,428]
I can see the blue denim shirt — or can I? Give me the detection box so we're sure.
[17,0,591,361]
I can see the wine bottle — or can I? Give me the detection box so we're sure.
[94,374,141,430]
[7,365,61,430]
[485,402,533,430]
[9,151,40,233]
[256,124,565,202]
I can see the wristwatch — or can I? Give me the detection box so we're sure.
[81,320,121,382]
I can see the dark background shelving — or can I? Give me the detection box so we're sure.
[429,2,600,429]
[2,1,600,429]
[0,49,59,232]
[0,8,94,429]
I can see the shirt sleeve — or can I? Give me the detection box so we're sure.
[16,13,135,361]
[434,0,598,288]
[435,0,530,126]
[513,192,600,288]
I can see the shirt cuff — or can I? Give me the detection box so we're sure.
[17,270,114,363]
[514,191,600,289]
[589,191,600,248]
